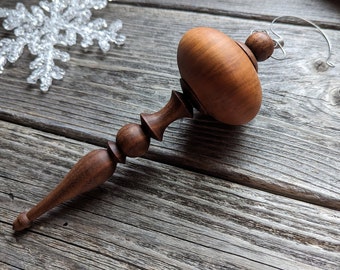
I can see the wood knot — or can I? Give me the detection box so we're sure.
[314,59,329,72]
[329,88,340,106]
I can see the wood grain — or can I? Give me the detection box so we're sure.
[0,3,338,209]
[177,27,262,125]
[0,1,339,268]
[1,121,339,269]
[110,0,340,29]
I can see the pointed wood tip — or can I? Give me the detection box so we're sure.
[13,212,31,232]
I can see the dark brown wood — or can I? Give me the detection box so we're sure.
[107,141,126,163]
[141,90,193,141]
[13,149,117,231]
[245,31,274,61]
[116,123,150,157]
[2,121,340,269]
[12,90,194,231]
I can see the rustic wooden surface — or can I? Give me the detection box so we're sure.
[1,0,339,269]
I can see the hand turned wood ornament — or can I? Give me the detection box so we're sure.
[13,28,275,231]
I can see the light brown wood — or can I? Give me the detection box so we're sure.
[177,27,262,125]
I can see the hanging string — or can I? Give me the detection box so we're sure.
[254,16,335,67]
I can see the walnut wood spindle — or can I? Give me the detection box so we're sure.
[13,91,193,231]
[13,28,276,231]
[13,149,116,231]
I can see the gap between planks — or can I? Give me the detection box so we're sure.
[1,121,340,269]
[109,0,340,30]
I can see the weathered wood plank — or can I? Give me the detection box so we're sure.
[0,4,339,209]
[0,227,138,269]
[110,0,340,29]
[1,121,340,269]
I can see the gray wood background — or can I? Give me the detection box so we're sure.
[1,0,339,269]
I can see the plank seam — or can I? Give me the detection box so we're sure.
[109,1,340,30]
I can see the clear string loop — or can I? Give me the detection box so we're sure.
[253,16,335,67]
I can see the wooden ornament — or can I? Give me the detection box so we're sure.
[245,31,275,61]
[177,27,262,125]
[13,27,275,231]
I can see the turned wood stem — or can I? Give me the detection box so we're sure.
[13,90,193,231]
[13,149,116,231]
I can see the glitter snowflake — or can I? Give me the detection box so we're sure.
[0,0,125,91]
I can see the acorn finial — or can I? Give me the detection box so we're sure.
[245,31,275,61]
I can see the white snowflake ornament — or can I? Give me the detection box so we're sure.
[0,0,125,91]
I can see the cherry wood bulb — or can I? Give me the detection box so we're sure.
[13,27,275,231]
[177,27,263,125]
